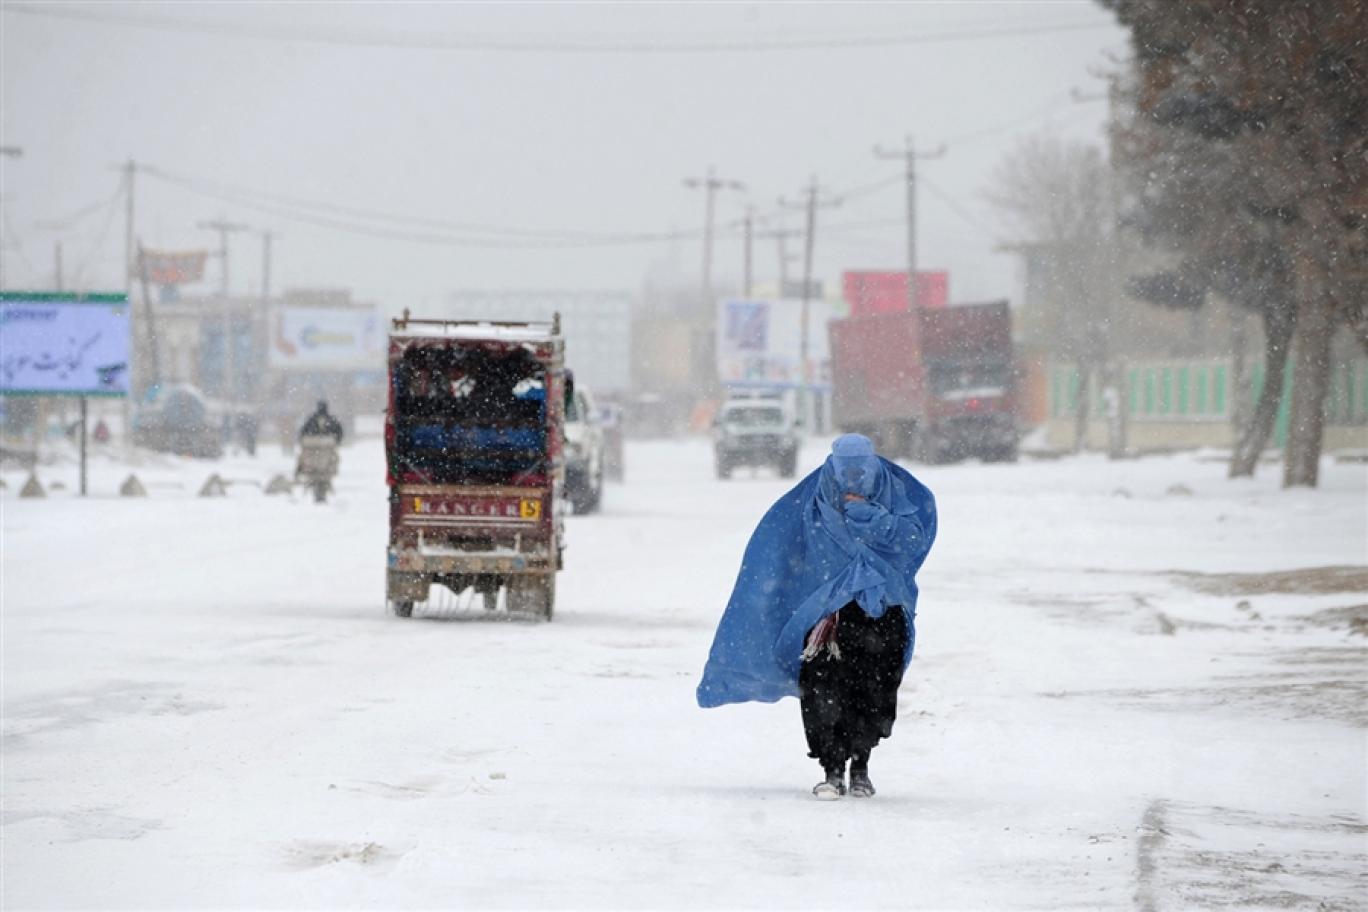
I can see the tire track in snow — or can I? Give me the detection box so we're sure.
[1134,798,1167,912]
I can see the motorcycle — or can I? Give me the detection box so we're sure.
[296,435,340,503]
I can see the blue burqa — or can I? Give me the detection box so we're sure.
[697,434,937,708]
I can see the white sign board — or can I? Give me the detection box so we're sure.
[716,297,835,389]
[270,307,384,371]
[0,294,131,396]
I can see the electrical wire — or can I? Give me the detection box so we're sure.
[142,165,699,242]
[3,5,1113,55]
[32,185,127,232]
[0,207,42,285]
[919,177,1008,246]
[147,168,718,249]
[67,180,125,291]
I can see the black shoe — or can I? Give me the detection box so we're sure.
[812,769,846,800]
[848,768,875,798]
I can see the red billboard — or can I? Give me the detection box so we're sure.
[842,270,948,316]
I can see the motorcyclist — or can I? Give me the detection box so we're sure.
[299,401,344,444]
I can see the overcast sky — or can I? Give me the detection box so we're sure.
[1,1,1127,313]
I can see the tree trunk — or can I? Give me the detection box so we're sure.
[1228,304,1296,478]
[1282,283,1335,488]
[1229,302,1251,439]
[1072,363,1091,453]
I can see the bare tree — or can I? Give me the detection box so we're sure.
[986,132,1117,452]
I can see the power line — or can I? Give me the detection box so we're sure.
[940,92,1082,146]
[68,184,125,291]
[32,185,126,232]
[919,176,1007,246]
[3,6,1113,55]
[140,164,718,249]
[143,165,688,242]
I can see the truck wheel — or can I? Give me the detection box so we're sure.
[778,450,798,478]
[716,456,732,480]
[535,574,555,621]
[391,600,414,618]
[508,575,555,621]
[585,475,603,513]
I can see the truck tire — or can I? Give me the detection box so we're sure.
[391,600,414,618]
[569,471,602,515]
[778,450,798,478]
[716,454,733,480]
[581,471,604,514]
[986,445,1019,464]
[508,574,555,621]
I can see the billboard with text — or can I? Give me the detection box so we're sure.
[270,307,383,371]
[0,293,131,396]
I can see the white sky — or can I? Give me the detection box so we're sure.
[0,1,1128,311]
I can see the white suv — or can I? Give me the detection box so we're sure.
[713,396,801,479]
[564,378,605,513]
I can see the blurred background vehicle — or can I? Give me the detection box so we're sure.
[712,393,800,480]
[130,383,224,459]
[563,373,605,513]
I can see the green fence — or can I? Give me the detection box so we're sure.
[1050,358,1368,443]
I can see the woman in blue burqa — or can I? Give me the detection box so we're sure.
[697,434,936,799]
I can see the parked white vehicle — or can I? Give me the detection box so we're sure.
[564,376,605,513]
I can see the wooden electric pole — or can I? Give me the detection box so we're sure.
[780,177,841,430]
[874,136,945,310]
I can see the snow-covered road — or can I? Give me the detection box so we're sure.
[4,439,1366,910]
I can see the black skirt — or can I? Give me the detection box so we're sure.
[799,602,909,772]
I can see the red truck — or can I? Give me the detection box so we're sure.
[828,300,1019,463]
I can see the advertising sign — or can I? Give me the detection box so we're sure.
[270,307,384,371]
[137,249,209,286]
[843,270,949,315]
[716,297,835,389]
[0,292,131,396]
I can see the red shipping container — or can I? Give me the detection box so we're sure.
[843,270,948,315]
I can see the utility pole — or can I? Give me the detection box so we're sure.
[684,167,744,392]
[260,230,275,305]
[197,215,250,296]
[683,167,745,316]
[742,212,802,299]
[780,176,841,431]
[874,135,945,310]
[197,216,251,406]
[742,206,755,298]
[122,160,136,294]
[54,241,62,292]
[255,229,276,412]
[747,223,801,296]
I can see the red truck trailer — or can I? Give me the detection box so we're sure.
[828,300,1019,463]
